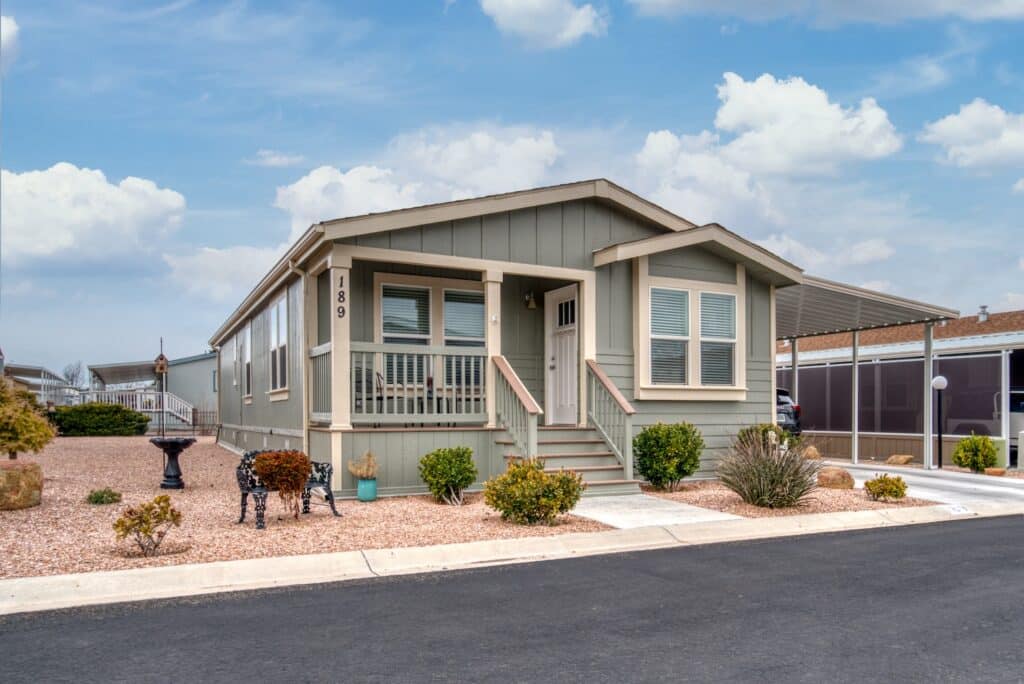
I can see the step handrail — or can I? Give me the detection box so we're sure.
[493,356,542,457]
[585,359,635,479]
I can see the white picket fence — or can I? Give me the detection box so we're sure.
[81,390,195,426]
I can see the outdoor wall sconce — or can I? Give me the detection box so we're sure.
[524,292,537,309]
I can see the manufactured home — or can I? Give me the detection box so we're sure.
[210,180,958,496]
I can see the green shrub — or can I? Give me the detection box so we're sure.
[86,487,122,505]
[718,430,820,508]
[419,446,478,505]
[113,494,182,557]
[253,450,312,518]
[0,378,56,459]
[633,422,704,491]
[864,474,907,501]
[483,458,585,525]
[951,433,998,473]
[736,423,800,450]
[53,402,149,436]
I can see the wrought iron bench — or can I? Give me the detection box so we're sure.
[236,450,342,529]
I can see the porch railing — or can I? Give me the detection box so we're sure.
[586,359,636,479]
[350,342,487,424]
[81,390,194,425]
[494,355,542,457]
[309,343,332,423]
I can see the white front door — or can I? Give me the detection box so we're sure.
[545,284,578,425]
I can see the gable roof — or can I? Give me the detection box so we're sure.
[592,222,803,287]
[318,178,697,241]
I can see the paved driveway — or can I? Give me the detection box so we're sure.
[3,516,1023,683]
[840,461,1024,506]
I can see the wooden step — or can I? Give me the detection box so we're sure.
[543,465,621,473]
[537,438,606,445]
[504,451,616,460]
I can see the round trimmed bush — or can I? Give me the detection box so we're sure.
[419,446,478,505]
[863,474,907,501]
[951,433,998,473]
[633,422,704,491]
[483,458,584,525]
[53,403,149,436]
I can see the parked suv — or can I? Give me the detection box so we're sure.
[776,388,801,436]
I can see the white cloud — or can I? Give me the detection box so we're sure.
[1014,178,1024,194]
[274,165,424,240]
[714,72,902,175]
[757,234,894,270]
[163,245,283,302]
[245,149,306,168]
[920,99,1024,169]
[626,1,1024,24]
[387,126,562,198]
[1,162,185,261]
[1,15,19,72]
[480,0,608,48]
[995,292,1024,312]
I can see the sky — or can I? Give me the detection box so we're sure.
[1,0,1023,374]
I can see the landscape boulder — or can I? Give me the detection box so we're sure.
[803,445,823,460]
[0,461,43,510]
[818,466,854,490]
[886,454,914,465]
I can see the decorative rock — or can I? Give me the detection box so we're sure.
[886,454,914,465]
[803,445,823,460]
[984,467,1006,477]
[0,461,44,510]
[818,465,854,489]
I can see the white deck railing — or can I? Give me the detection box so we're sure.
[81,390,195,425]
[350,342,487,424]
[586,359,636,479]
[309,343,332,423]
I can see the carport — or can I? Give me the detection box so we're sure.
[775,275,959,468]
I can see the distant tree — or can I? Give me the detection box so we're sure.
[62,361,85,389]
[0,379,56,460]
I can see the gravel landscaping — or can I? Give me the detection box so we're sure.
[644,480,932,518]
[0,437,607,579]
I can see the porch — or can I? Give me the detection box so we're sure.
[302,246,638,495]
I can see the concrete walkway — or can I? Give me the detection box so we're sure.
[837,461,1024,506]
[573,493,740,528]
[3,499,1022,616]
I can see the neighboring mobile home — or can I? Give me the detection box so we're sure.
[210,179,954,497]
[211,180,800,496]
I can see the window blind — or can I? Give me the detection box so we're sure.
[700,341,734,385]
[651,339,687,385]
[700,293,735,339]
[444,291,485,341]
[700,292,735,385]
[382,286,430,338]
[651,288,688,337]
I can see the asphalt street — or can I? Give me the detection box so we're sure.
[2,515,1023,683]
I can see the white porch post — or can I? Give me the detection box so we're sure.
[328,249,352,489]
[484,269,503,428]
[923,322,934,469]
[1001,349,1011,463]
[850,330,859,465]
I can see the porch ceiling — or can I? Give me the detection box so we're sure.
[776,275,959,340]
[89,360,158,386]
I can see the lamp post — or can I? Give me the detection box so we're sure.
[932,375,948,469]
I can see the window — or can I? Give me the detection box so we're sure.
[650,287,689,385]
[382,285,430,344]
[243,322,253,397]
[700,292,736,385]
[444,290,485,386]
[443,290,485,347]
[232,335,239,387]
[269,295,288,391]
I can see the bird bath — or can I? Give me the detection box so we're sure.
[150,437,196,489]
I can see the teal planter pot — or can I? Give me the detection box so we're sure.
[357,478,377,502]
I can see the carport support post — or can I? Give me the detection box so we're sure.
[923,323,935,469]
[850,330,859,465]
[790,338,799,404]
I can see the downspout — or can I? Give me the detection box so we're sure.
[289,260,311,457]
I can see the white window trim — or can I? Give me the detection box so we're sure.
[373,272,485,347]
[268,293,289,393]
[634,255,747,401]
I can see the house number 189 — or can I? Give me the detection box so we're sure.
[337,275,347,318]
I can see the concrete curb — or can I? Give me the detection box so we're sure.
[3,502,1023,616]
